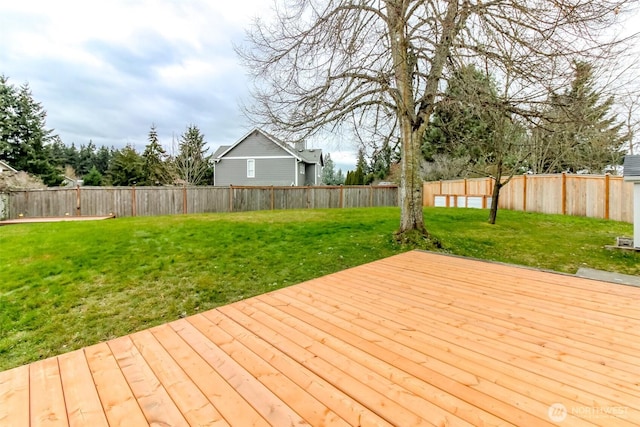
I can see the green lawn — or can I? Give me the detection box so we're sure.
[1,207,637,370]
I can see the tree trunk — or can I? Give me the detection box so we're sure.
[398,124,426,235]
[488,178,502,224]
[387,1,427,238]
[488,160,504,224]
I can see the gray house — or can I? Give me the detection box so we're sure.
[213,128,323,186]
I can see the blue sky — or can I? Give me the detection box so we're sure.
[1,1,639,173]
[0,0,358,171]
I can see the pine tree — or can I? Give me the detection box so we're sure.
[532,61,627,174]
[142,124,171,185]
[94,146,113,175]
[83,166,103,186]
[321,153,345,185]
[175,125,211,185]
[422,65,497,169]
[349,148,367,185]
[0,76,60,184]
[107,145,144,186]
[77,141,97,176]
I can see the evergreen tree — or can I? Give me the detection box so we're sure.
[348,148,367,185]
[0,76,60,184]
[107,145,144,186]
[94,146,113,175]
[370,144,393,182]
[531,61,627,174]
[77,141,97,176]
[422,65,497,171]
[321,153,345,185]
[344,170,354,185]
[64,143,80,172]
[142,124,171,185]
[321,153,336,185]
[46,136,67,169]
[83,166,103,186]
[175,124,212,185]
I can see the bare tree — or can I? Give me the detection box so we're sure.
[621,91,640,155]
[238,0,635,240]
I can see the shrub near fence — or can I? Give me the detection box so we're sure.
[423,173,634,223]
[2,185,399,220]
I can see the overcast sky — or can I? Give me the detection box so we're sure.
[2,2,639,174]
[0,0,358,171]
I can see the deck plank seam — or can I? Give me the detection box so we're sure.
[225,301,434,426]
[365,263,640,320]
[211,305,393,427]
[295,279,640,413]
[252,294,544,423]
[324,273,640,352]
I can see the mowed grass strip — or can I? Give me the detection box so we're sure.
[0,207,637,370]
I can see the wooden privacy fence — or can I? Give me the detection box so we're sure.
[423,173,634,223]
[1,185,399,220]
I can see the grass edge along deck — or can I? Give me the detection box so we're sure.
[1,250,638,426]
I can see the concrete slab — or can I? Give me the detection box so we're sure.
[576,267,640,287]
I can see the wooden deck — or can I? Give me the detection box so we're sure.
[1,250,638,426]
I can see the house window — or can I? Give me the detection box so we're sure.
[299,163,305,175]
[247,159,255,178]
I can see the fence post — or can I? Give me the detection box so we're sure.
[183,186,188,214]
[76,185,81,216]
[271,186,275,210]
[339,185,344,208]
[523,174,527,212]
[132,186,137,217]
[464,178,468,195]
[229,186,233,212]
[604,173,610,220]
[561,172,567,215]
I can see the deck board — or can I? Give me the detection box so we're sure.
[128,330,228,427]
[58,350,109,427]
[1,250,639,426]
[29,358,68,427]
[0,365,30,426]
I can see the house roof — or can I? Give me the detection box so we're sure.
[213,128,322,164]
[211,145,230,159]
[2,250,639,426]
[297,148,324,166]
[623,155,640,179]
[0,160,18,173]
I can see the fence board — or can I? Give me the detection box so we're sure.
[3,185,398,220]
[424,174,633,223]
[186,187,230,213]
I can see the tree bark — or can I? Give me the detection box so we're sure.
[488,179,502,225]
[399,124,426,234]
[387,1,430,237]
[488,162,503,225]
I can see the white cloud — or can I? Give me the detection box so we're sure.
[0,0,277,152]
[10,0,637,167]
